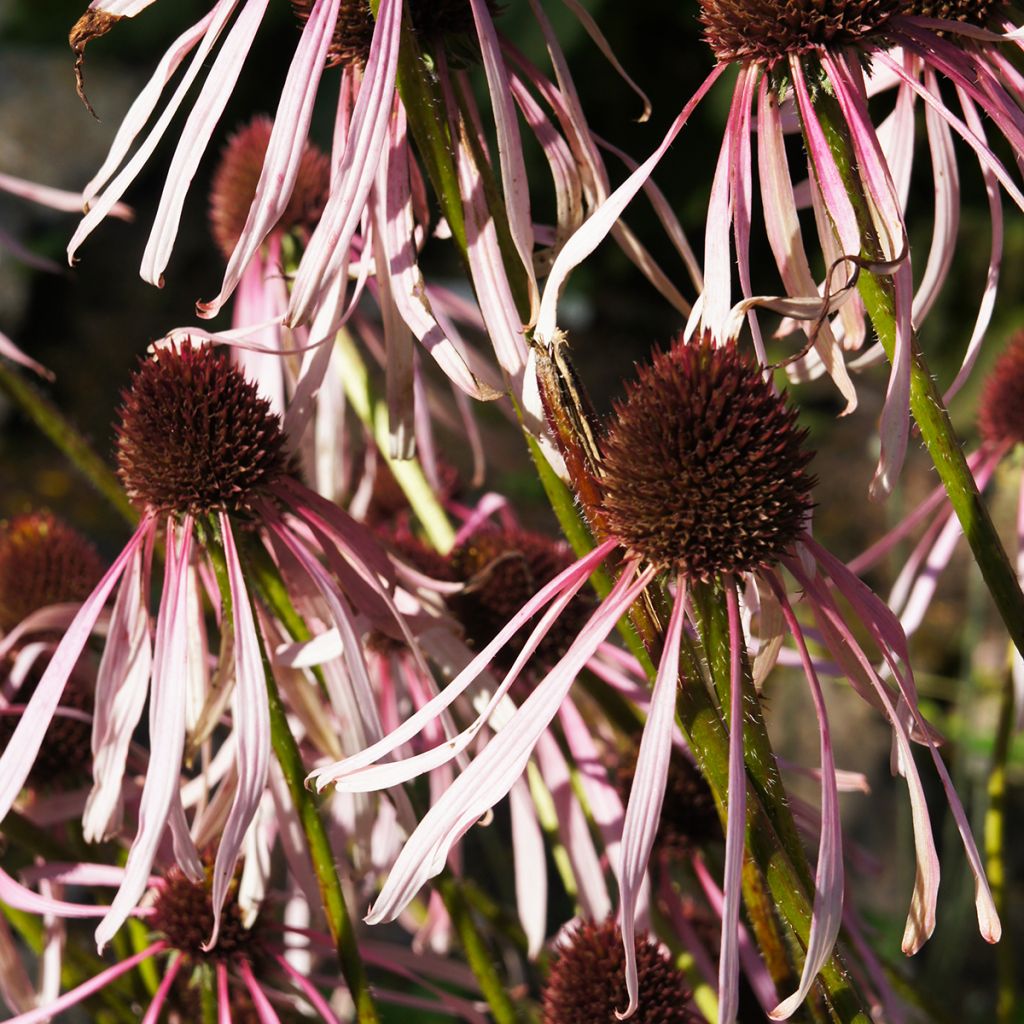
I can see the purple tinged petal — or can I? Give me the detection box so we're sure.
[791,559,939,953]
[286,0,402,327]
[717,584,746,1024]
[197,0,340,318]
[0,516,153,827]
[3,943,166,1024]
[217,961,233,1024]
[140,954,182,1024]
[306,539,616,791]
[364,566,655,925]
[616,581,687,1020]
[205,514,272,950]
[239,958,282,1023]
[272,953,345,1024]
[0,328,54,380]
[84,541,152,843]
[789,57,860,255]
[323,562,593,792]
[943,93,1003,403]
[874,50,1024,212]
[69,2,237,263]
[767,578,844,1020]
[757,78,857,413]
[535,66,725,343]
[0,866,125,919]
[468,0,538,323]
[535,730,611,921]
[509,776,547,957]
[96,519,194,952]
[140,0,271,287]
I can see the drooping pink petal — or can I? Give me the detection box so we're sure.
[84,540,152,843]
[205,513,272,950]
[197,0,340,318]
[140,0,271,287]
[535,730,612,922]
[96,519,194,952]
[767,577,843,1021]
[0,516,153,826]
[468,0,538,322]
[307,539,616,791]
[364,566,655,924]
[0,328,53,380]
[757,78,856,412]
[0,866,126,919]
[286,0,403,327]
[616,579,687,1020]
[717,583,747,1024]
[535,66,725,343]
[140,953,182,1024]
[239,958,282,1023]
[509,775,547,957]
[4,942,166,1024]
[272,953,345,1024]
[69,2,237,262]
[791,560,939,953]
[217,961,233,1024]
[943,92,1003,403]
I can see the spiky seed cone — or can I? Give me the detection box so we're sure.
[150,865,258,961]
[699,0,899,62]
[447,529,596,673]
[979,332,1024,448]
[542,917,697,1024]
[209,115,329,259]
[899,0,1005,24]
[290,0,488,67]
[0,512,103,632]
[600,336,814,580]
[116,341,288,518]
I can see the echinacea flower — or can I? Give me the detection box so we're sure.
[530,0,1024,500]
[0,339,413,956]
[310,333,997,1022]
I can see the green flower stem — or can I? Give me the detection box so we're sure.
[334,331,456,553]
[986,661,1015,1024]
[525,426,869,1020]
[204,526,380,1024]
[810,89,1024,662]
[437,875,527,1024]
[236,523,525,1023]
[0,358,136,525]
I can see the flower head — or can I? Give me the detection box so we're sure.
[978,331,1024,449]
[209,115,329,260]
[0,512,103,633]
[116,342,288,518]
[542,917,697,1024]
[600,338,814,579]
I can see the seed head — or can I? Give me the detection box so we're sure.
[979,332,1024,448]
[599,336,814,580]
[150,865,258,962]
[0,512,103,632]
[899,0,1005,25]
[209,115,329,259]
[542,917,697,1024]
[447,528,595,673]
[699,0,899,63]
[116,341,288,518]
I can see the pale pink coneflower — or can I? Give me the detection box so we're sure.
[66,0,672,417]
[0,854,487,1023]
[529,0,1024,501]
[0,339,415,957]
[849,329,1024,720]
[309,334,998,1022]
